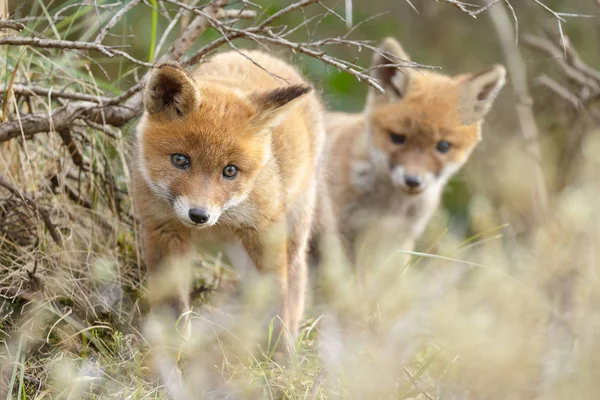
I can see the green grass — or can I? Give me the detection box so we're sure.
[148,0,159,62]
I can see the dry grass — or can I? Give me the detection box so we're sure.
[4,131,600,399]
[2,0,600,399]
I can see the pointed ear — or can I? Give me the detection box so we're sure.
[456,64,506,125]
[143,61,201,118]
[368,37,411,106]
[249,85,312,130]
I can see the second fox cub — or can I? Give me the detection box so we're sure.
[133,51,325,353]
[325,37,506,266]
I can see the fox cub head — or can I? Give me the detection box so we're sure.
[137,61,311,228]
[366,38,506,195]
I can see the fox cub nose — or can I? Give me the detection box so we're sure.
[404,175,422,188]
[189,208,210,224]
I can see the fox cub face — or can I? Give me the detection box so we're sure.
[366,38,506,195]
[137,62,310,228]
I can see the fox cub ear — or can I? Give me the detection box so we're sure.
[249,85,312,130]
[144,61,200,118]
[456,64,506,125]
[368,37,411,106]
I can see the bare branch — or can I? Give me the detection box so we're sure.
[58,128,90,170]
[223,26,386,92]
[530,0,565,22]
[0,36,118,57]
[560,36,600,86]
[257,0,319,28]
[471,0,501,16]
[488,1,549,225]
[2,84,113,104]
[104,82,144,106]
[0,101,139,143]
[0,0,249,142]
[534,74,581,109]
[0,19,24,31]
[0,174,63,247]
[183,6,390,92]
[523,35,600,92]
[504,0,518,44]
[219,9,257,20]
[95,0,143,44]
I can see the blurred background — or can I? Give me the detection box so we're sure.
[2,0,600,398]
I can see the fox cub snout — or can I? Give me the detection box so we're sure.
[133,52,325,354]
[320,37,506,266]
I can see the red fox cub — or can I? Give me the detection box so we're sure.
[132,51,325,353]
[325,37,506,269]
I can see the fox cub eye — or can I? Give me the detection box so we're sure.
[389,133,406,145]
[436,140,451,154]
[223,165,238,179]
[171,154,190,169]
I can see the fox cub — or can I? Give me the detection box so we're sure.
[132,50,325,352]
[324,37,506,268]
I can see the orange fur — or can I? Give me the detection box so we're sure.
[317,37,506,268]
[132,51,325,353]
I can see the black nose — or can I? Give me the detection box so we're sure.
[404,175,422,188]
[189,208,210,224]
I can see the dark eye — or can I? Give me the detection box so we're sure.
[390,133,406,145]
[171,154,190,169]
[223,165,238,179]
[436,140,451,154]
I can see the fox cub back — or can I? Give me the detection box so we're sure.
[132,51,325,354]
[322,37,506,269]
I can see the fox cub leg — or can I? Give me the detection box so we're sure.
[286,179,317,342]
[142,221,193,340]
[240,221,292,354]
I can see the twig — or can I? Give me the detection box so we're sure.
[94,0,143,44]
[1,83,113,104]
[488,1,549,225]
[471,0,501,16]
[435,0,481,18]
[165,5,220,61]
[523,35,600,92]
[82,119,119,139]
[0,0,244,142]
[0,174,63,247]
[0,37,118,57]
[530,0,565,22]
[104,82,144,106]
[185,16,386,92]
[534,74,581,109]
[218,9,257,20]
[248,29,385,91]
[0,102,93,142]
[58,128,90,170]
[504,0,518,44]
[257,0,319,28]
[0,19,25,31]
[154,4,188,59]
